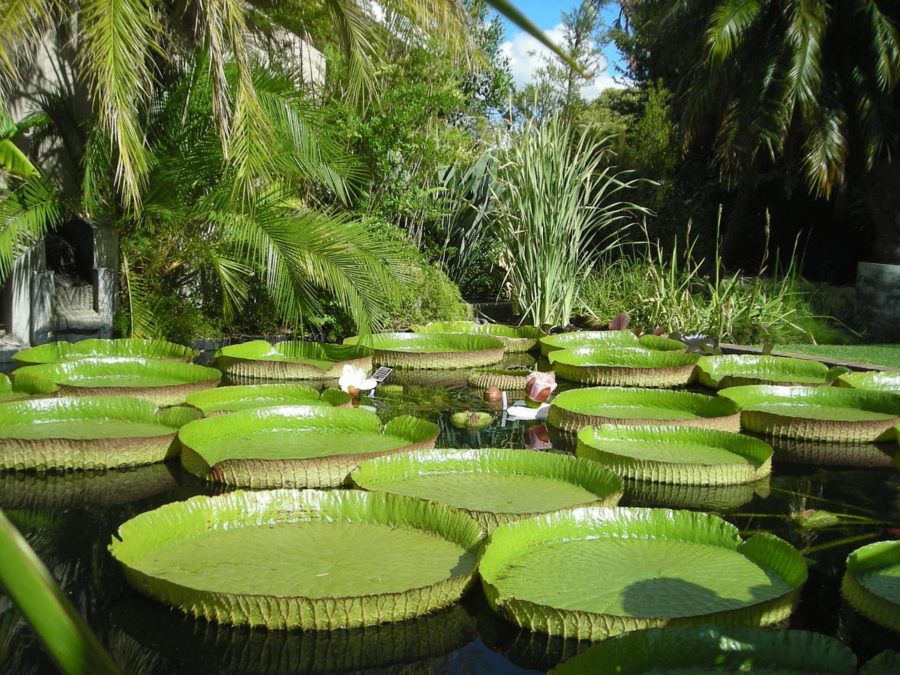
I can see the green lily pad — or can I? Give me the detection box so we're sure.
[344,332,505,369]
[214,340,373,380]
[412,321,544,353]
[551,625,856,674]
[697,354,839,389]
[179,405,439,488]
[479,506,806,641]
[109,489,483,630]
[184,384,350,416]
[548,387,741,433]
[549,347,698,387]
[0,373,28,404]
[860,651,900,675]
[838,370,900,393]
[13,338,198,366]
[576,425,772,485]
[636,334,691,352]
[0,464,178,509]
[466,367,530,391]
[842,540,900,634]
[0,397,196,471]
[624,476,771,512]
[351,449,623,531]
[13,358,222,406]
[540,330,640,356]
[719,385,900,443]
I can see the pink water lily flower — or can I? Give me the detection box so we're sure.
[525,371,556,404]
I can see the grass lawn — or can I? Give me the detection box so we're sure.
[775,344,900,368]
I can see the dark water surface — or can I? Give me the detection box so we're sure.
[1,373,898,674]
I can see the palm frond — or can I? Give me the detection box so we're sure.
[786,0,827,108]
[322,0,381,103]
[706,0,762,62]
[0,175,61,281]
[120,252,160,338]
[0,0,57,82]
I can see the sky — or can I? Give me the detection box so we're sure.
[498,1,627,101]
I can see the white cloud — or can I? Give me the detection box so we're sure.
[500,24,622,101]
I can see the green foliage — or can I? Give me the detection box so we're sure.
[490,116,648,327]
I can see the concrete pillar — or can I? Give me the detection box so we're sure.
[95,267,116,338]
[855,262,900,340]
[30,271,55,344]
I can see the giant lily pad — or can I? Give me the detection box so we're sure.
[697,354,839,389]
[351,449,623,531]
[344,332,505,369]
[13,358,221,406]
[719,385,900,443]
[576,425,772,485]
[179,405,440,488]
[184,384,350,416]
[0,397,195,471]
[540,330,640,356]
[214,340,373,380]
[109,489,483,630]
[479,506,806,641]
[837,370,900,393]
[549,347,698,387]
[552,625,856,674]
[412,321,544,353]
[0,373,28,403]
[842,540,900,633]
[548,387,741,433]
[13,338,198,366]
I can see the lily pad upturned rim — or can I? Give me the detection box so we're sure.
[0,372,29,403]
[13,338,199,366]
[213,340,373,380]
[549,347,698,387]
[719,385,900,443]
[466,367,530,391]
[109,488,484,630]
[547,387,741,433]
[837,370,900,393]
[179,404,440,488]
[479,506,807,641]
[551,624,857,675]
[696,354,836,389]
[411,321,544,352]
[576,424,773,485]
[350,449,624,530]
[344,333,505,369]
[0,396,193,471]
[841,540,900,634]
[184,384,350,415]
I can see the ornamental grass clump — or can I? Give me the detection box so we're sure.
[490,117,648,327]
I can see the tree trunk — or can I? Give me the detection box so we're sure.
[861,160,900,264]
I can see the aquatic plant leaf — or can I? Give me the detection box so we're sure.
[859,650,900,675]
[179,405,439,488]
[540,330,640,356]
[479,506,807,640]
[0,373,27,403]
[838,370,900,393]
[411,321,544,353]
[467,368,530,391]
[842,540,900,633]
[576,425,772,485]
[697,354,836,389]
[551,625,856,674]
[184,383,349,416]
[351,449,623,532]
[214,340,373,380]
[719,385,900,443]
[549,347,698,387]
[0,397,189,471]
[548,387,741,433]
[344,332,505,369]
[13,338,198,366]
[12,358,221,406]
[109,489,483,630]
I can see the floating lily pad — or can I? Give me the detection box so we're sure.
[719,385,900,443]
[179,405,439,488]
[467,367,530,391]
[837,370,900,393]
[13,358,222,406]
[184,384,350,416]
[549,347,698,387]
[576,425,772,485]
[412,321,544,353]
[770,438,897,468]
[548,387,741,433]
[13,338,198,366]
[109,489,483,630]
[697,354,839,389]
[842,540,900,634]
[213,340,373,380]
[551,625,856,674]
[624,476,771,512]
[351,449,623,531]
[479,506,806,640]
[0,397,196,471]
[344,333,505,369]
[0,373,28,403]
[540,331,640,356]
[0,464,178,509]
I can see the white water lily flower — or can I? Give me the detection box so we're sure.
[338,364,377,395]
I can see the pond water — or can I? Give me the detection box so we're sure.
[1,362,898,674]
